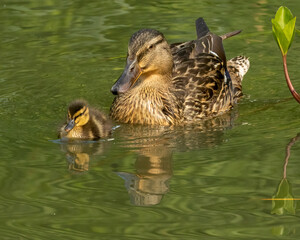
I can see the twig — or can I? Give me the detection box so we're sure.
[283,55,300,103]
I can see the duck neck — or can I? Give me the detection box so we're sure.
[139,72,172,90]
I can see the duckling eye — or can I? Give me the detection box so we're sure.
[73,112,83,121]
[148,44,154,49]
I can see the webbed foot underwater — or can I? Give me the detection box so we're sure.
[110,18,250,125]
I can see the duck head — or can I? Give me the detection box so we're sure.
[65,100,90,132]
[111,29,173,95]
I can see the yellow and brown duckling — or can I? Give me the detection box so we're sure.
[110,18,250,125]
[59,100,112,140]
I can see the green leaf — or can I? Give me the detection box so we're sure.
[273,6,294,29]
[272,6,296,55]
[272,20,289,55]
[271,179,296,215]
[283,17,296,48]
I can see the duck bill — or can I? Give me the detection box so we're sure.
[65,119,75,132]
[111,59,142,95]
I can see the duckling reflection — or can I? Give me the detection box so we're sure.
[58,100,113,172]
[117,147,172,206]
[271,133,300,215]
[61,140,111,173]
[64,143,91,172]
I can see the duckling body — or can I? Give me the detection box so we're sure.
[110,18,250,125]
[60,100,112,140]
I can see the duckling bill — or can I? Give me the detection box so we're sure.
[59,100,112,140]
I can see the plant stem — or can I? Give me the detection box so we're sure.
[283,133,300,179]
[283,54,300,104]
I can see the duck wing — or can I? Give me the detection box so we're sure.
[170,33,229,85]
[170,40,197,66]
[171,18,243,83]
[171,18,227,65]
[172,53,234,121]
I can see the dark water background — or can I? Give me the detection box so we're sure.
[0,0,300,239]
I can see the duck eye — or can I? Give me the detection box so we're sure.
[148,44,154,49]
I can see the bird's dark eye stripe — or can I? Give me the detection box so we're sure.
[137,38,164,61]
[74,107,87,120]
[151,38,164,48]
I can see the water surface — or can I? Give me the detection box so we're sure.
[1,0,300,239]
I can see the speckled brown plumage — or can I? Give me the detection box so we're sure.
[110,18,250,125]
[110,84,181,125]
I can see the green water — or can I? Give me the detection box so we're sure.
[1,0,300,239]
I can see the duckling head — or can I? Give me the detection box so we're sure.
[111,29,173,95]
[65,100,90,132]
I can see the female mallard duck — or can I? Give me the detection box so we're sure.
[110,18,250,125]
[59,100,112,140]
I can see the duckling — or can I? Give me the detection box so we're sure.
[110,18,249,125]
[59,100,112,140]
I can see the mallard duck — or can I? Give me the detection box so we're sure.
[59,100,112,140]
[110,18,250,125]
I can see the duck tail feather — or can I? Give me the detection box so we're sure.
[195,17,210,39]
[228,56,250,80]
[221,30,242,40]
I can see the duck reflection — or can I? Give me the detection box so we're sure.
[117,147,172,206]
[60,140,110,172]
[115,111,237,206]
[271,133,300,215]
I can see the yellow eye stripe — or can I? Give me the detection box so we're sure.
[73,106,87,119]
